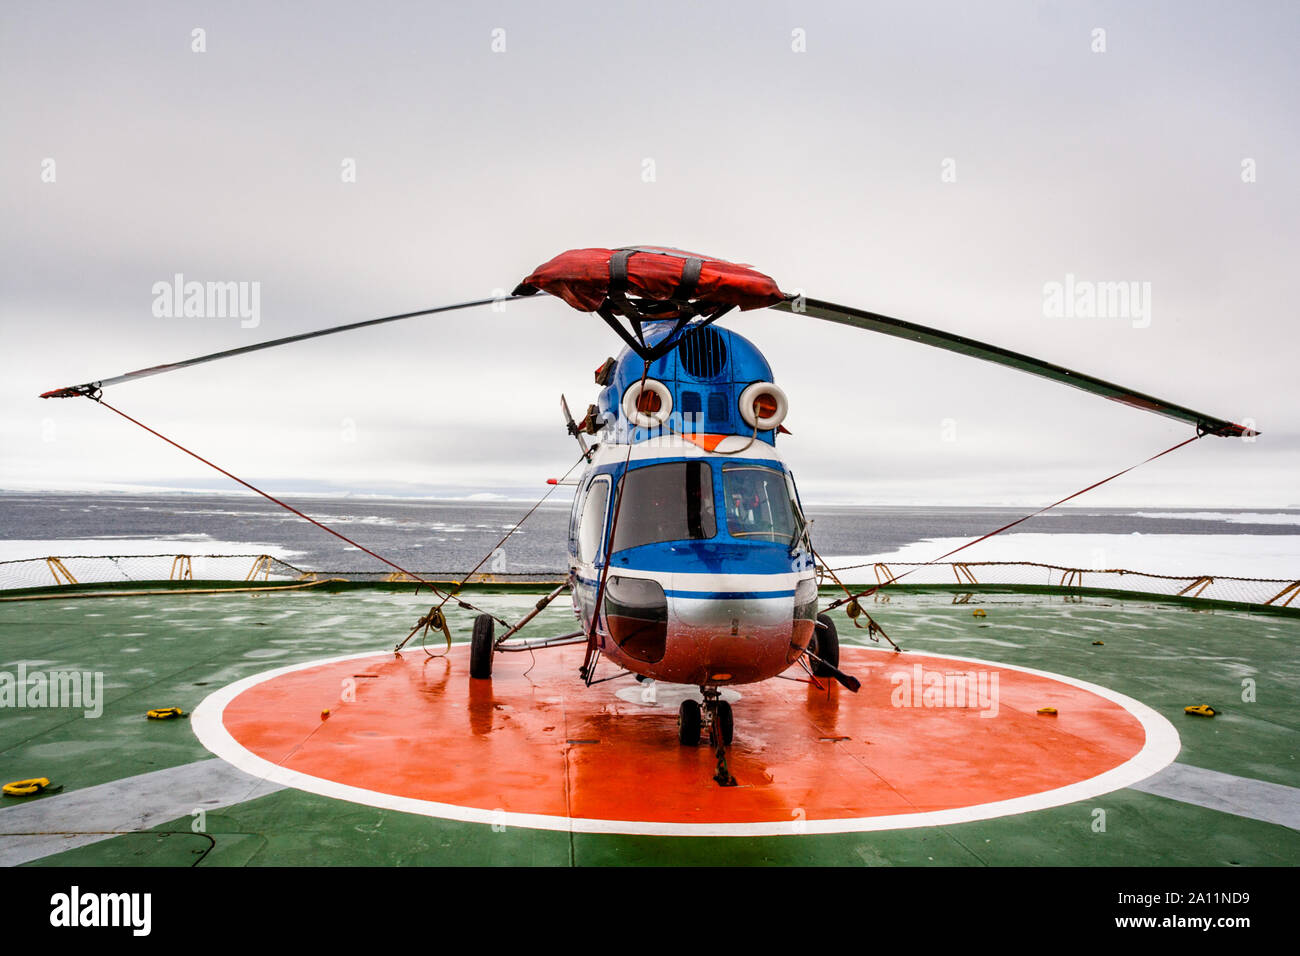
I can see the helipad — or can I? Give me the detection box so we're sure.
[193,643,1176,836]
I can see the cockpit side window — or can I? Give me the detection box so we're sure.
[721,465,799,543]
[568,477,587,547]
[611,460,716,553]
[577,476,611,565]
[785,469,809,547]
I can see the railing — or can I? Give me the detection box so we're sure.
[0,553,1295,610]
[821,560,1299,608]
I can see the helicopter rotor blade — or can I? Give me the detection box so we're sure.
[772,297,1256,438]
[40,294,532,399]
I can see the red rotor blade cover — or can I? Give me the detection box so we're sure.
[513,246,786,314]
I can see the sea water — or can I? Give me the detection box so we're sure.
[1,492,1297,581]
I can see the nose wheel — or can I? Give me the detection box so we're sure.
[677,689,737,787]
[713,699,734,746]
[676,695,734,748]
[677,699,702,746]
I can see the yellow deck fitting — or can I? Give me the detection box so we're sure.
[1177,576,1214,599]
[3,777,60,797]
[45,557,78,586]
[145,707,186,720]
[245,554,275,581]
[1264,580,1300,607]
[972,608,987,618]
[1059,568,1083,588]
[1037,707,1058,716]
[1184,705,1217,717]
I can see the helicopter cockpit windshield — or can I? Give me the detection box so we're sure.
[611,460,717,552]
[722,465,802,545]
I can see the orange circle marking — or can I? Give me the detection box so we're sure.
[199,645,1173,835]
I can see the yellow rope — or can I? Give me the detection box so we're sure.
[810,544,899,649]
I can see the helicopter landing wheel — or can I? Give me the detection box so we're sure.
[469,613,494,680]
[701,689,738,786]
[713,699,734,746]
[678,699,702,746]
[700,688,731,745]
[811,613,840,678]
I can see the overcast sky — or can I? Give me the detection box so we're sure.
[3,1,1297,507]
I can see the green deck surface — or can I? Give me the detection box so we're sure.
[2,587,1296,866]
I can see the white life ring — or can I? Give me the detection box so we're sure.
[738,382,788,431]
[622,379,673,429]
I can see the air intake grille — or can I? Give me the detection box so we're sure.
[678,326,727,379]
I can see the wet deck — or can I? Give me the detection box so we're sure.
[1,587,1297,866]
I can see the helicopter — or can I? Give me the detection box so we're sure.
[40,244,1257,787]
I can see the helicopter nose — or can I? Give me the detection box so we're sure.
[667,588,797,684]
[670,592,791,634]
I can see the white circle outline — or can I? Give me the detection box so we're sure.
[191,647,1180,837]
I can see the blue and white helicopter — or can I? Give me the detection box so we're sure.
[459,245,1254,783]
[556,319,823,751]
[41,244,1256,786]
